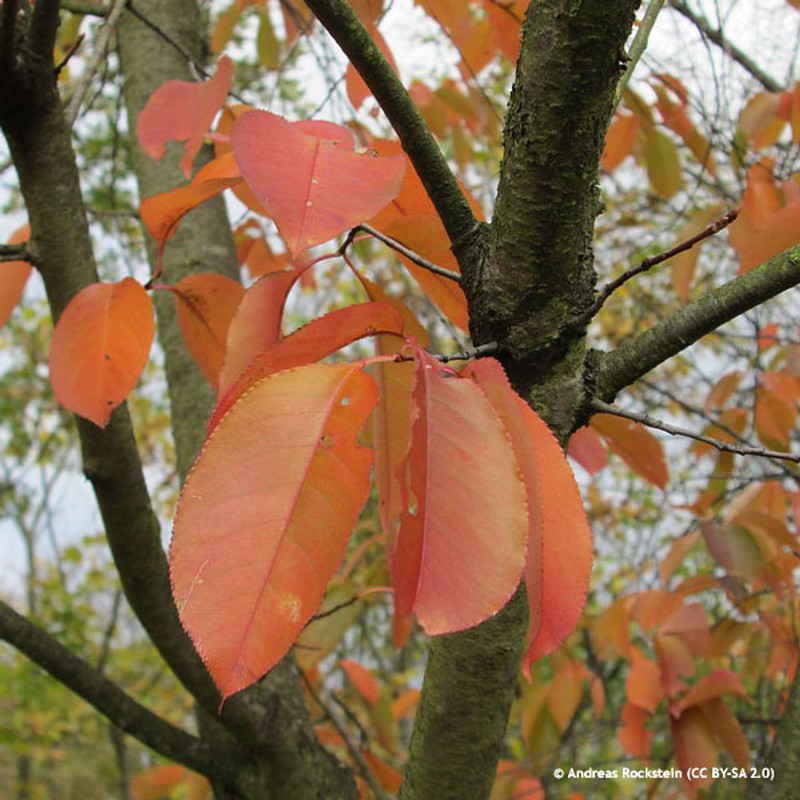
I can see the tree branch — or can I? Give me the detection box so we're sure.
[64,0,127,126]
[29,0,62,62]
[590,399,800,463]
[302,0,481,258]
[668,0,783,93]
[0,598,230,779]
[614,0,665,109]
[595,246,800,402]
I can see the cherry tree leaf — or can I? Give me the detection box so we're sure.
[212,301,404,430]
[0,224,32,328]
[591,413,668,489]
[137,56,234,178]
[49,278,154,428]
[340,659,381,705]
[231,110,405,256]
[171,363,377,700]
[463,358,592,669]
[390,347,528,641]
[168,273,245,389]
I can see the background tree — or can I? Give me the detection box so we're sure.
[1,1,800,799]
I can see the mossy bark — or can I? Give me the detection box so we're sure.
[401,3,639,799]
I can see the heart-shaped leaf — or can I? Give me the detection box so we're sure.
[231,110,405,256]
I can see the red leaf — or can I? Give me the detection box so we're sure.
[171,363,377,700]
[0,224,32,328]
[602,111,639,173]
[169,273,244,389]
[231,110,405,256]
[49,279,154,428]
[463,358,592,669]
[390,348,528,641]
[212,301,404,429]
[567,425,607,476]
[340,659,381,705]
[671,708,717,792]
[591,413,668,489]
[137,56,234,178]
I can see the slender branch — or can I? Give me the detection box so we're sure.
[64,0,128,126]
[54,33,85,75]
[595,246,800,402]
[590,399,800,463]
[577,207,738,326]
[614,0,665,109]
[61,0,110,15]
[668,0,782,93]
[0,598,231,779]
[436,342,499,362]
[303,0,480,256]
[0,245,32,262]
[29,0,62,61]
[353,224,461,283]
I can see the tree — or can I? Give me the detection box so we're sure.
[1,0,800,798]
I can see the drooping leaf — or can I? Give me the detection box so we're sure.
[626,654,665,713]
[602,111,639,173]
[171,363,377,700]
[216,269,300,398]
[619,700,653,758]
[670,205,724,301]
[567,425,607,476]
[390,347,528,641]
[0,224,32,328]
[642,128,682,199]
[49,278,155,428]
[231,110,405,256]
[167,273,244,389]
[140,152,244,269]
[137,56,234,178]
[463,358,592,669]
[670,707,717,792]
[212,301,404,428]
[340,659,381,705]
[591,412,668,489]
[673,668,748,715]
[699,698,751,769]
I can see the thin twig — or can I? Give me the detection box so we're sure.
[436,342,499,362]
[300,671,386,800]
[668,0,783,93]
[309,595,360,624]
[590,398,800,463]
[353,223,461,283]
[613,0,666,111]
[577,207,738,326]
[54,32,85,76]
[64,0,127,127]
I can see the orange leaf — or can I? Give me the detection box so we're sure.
[701,522,764,581]
[699,698,751,769]
[627,655,665,713]
[49,278,154,428]
[346,24,397,109]
[169,273,244,389]
[463,358,592,669]
[739,92,785,150]
[231,110,405,256]
[619,700,653,758]
[213,301,404,429]
[673,669,748,715]
[591,413,668,489]
[670,205,724,301]
[137,56,234,178]
[216,269,300,399]
[390,688,421,720]
[0,224,32,328]
[390,348,528,641]
[671,707,717,792]
[340,659,381,705]
[602,111,639,173]
[171,363,377,700]
[140,152,244,267]
[360,749,402,793]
